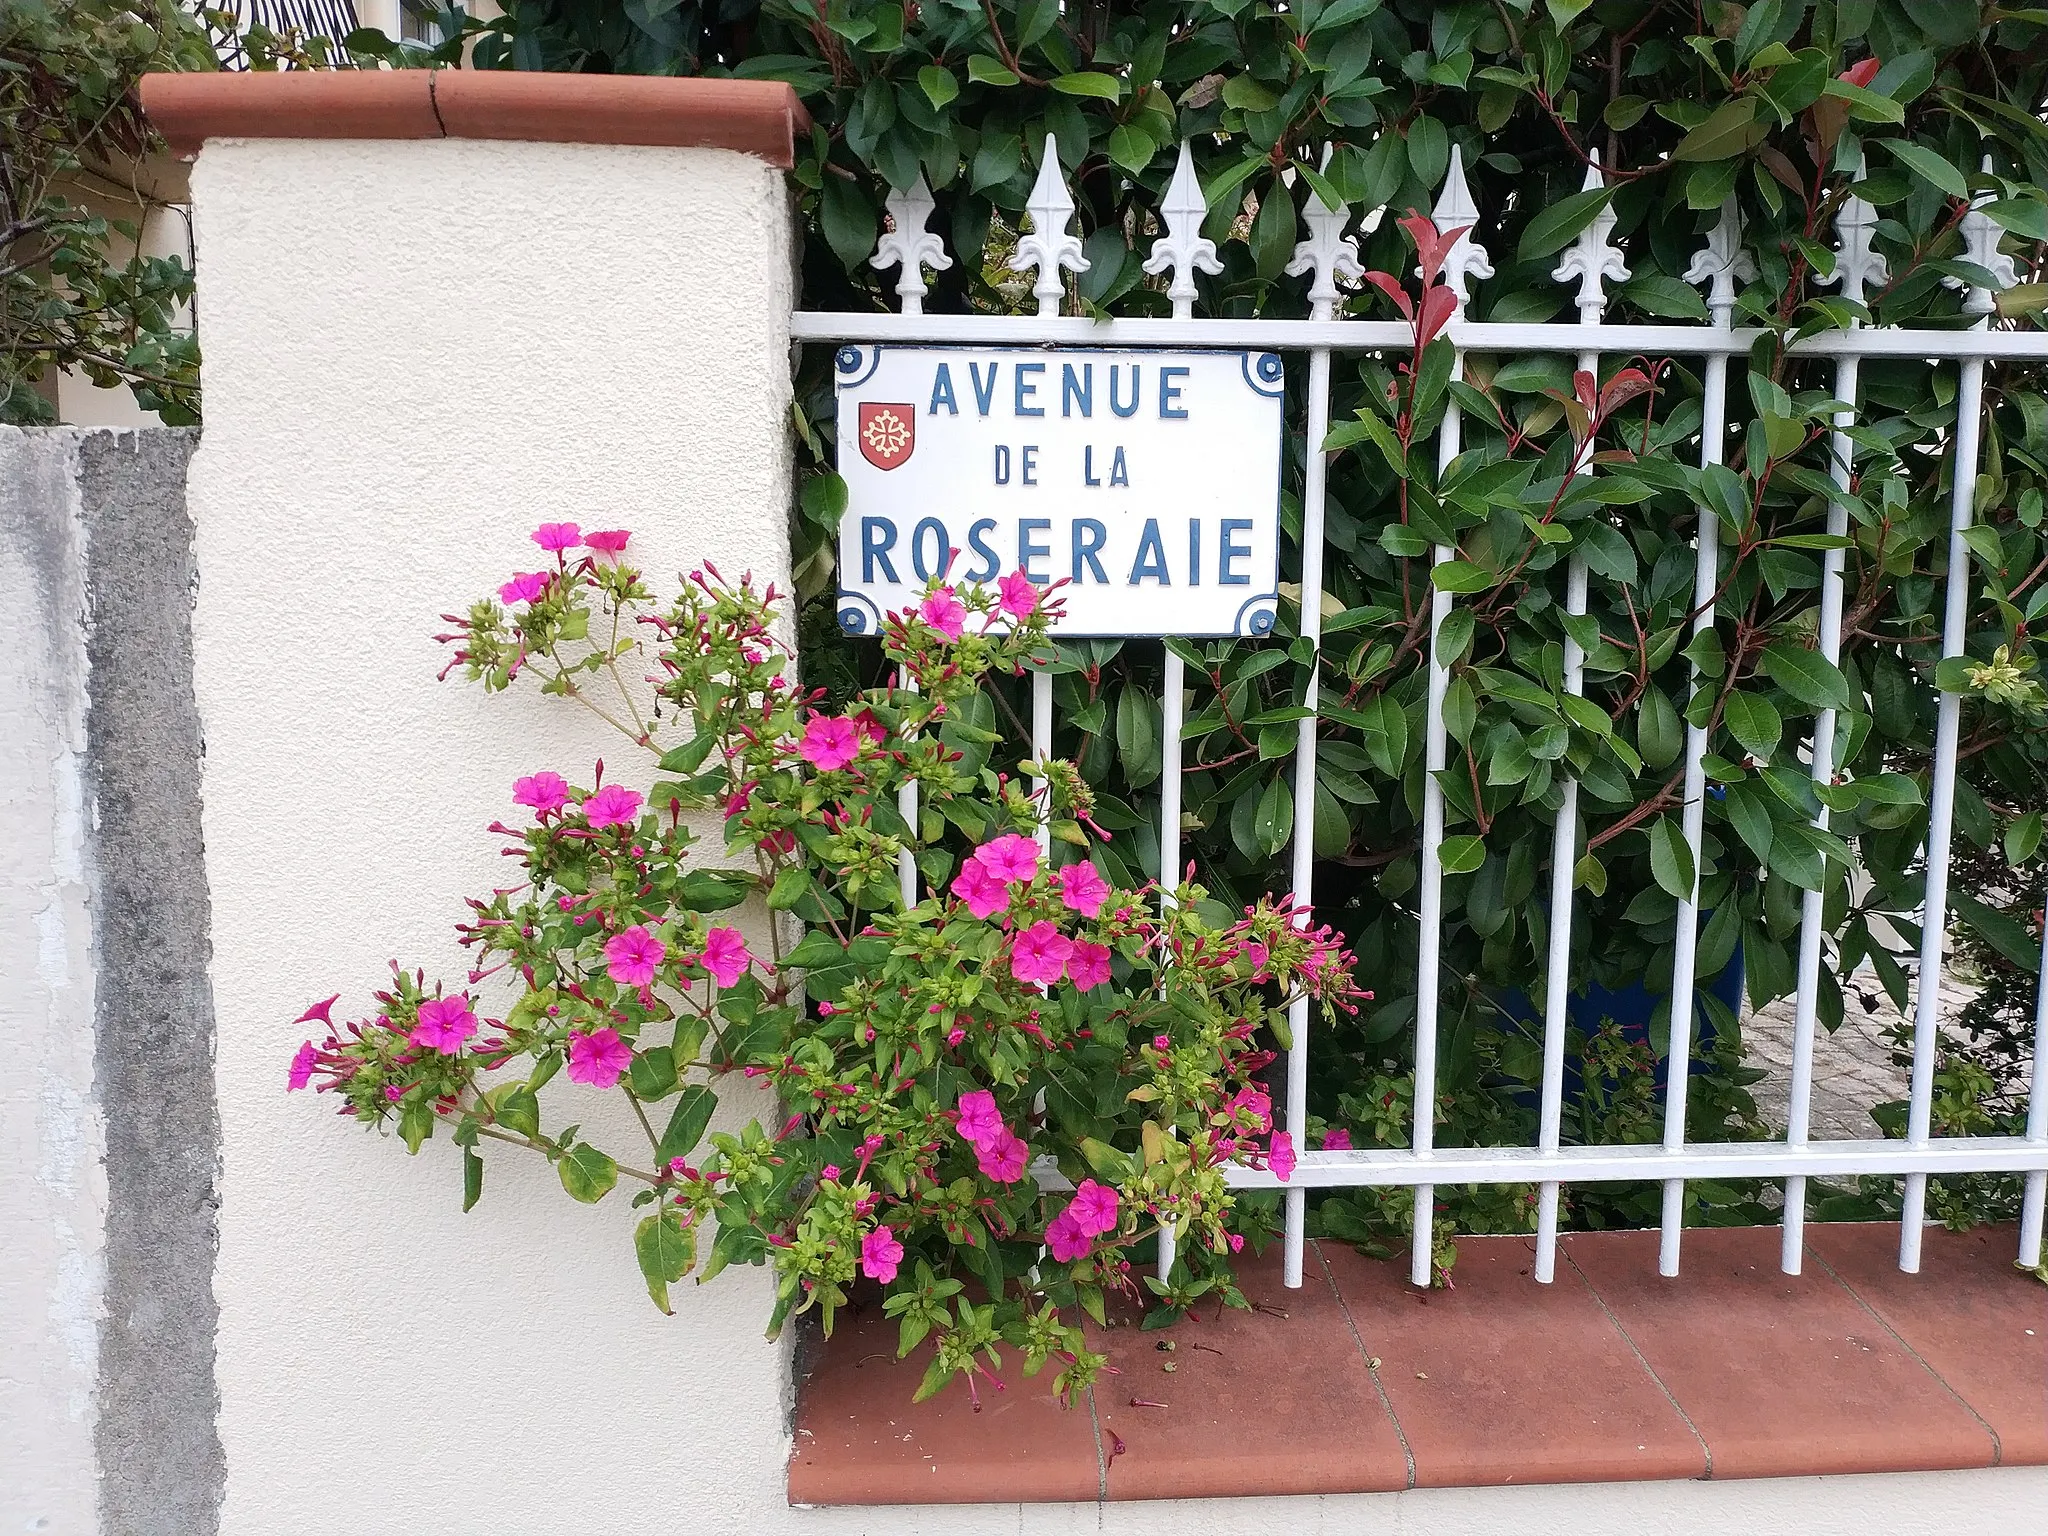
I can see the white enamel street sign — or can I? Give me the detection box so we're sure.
[834,345,1285,637]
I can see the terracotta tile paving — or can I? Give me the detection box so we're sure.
[1563,1225,1999,1478]
[1805,1222,2048,1464]
[1093,1244,1411,1500]
[1321,1235,1707,1486]
[790,1224,2046,1504]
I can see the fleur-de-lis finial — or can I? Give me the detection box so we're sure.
[1946,155,2019,316]
[1429,144,1493,316]
[1823,150,1888,311]
[1551,149,1629,323]
[1143,141,1224,318]
[1285,144,1362,320]
[870,172,953,315]
[1683,197,1757,324]
[1011,134,1089,316]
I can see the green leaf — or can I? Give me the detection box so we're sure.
[1760,642,1854,712]
[966,54,1019,87]
[656,1085,718,1168]
[1107,123,1158,175]
[1636,686,1682,769]
[1438,834,1486,876]
[494,1083,540,1139]
[1722,782,1775,863]
[1406,115,1449,187]
[1051,71,1122,100]
[462,1146,484,1213]
[1574,853,1607,895]
[1221,73,1279,112]
[1723,691,1783,761]
[1951,891,2040,970]
[1516,184,1615,262]
[1673,97,1760,162]
[558,1143,619,1204]
[1616,274,1709,320]
[917,65,959,110]
[628,1045,678,1101]
[819,174,876,271]
[1432,559,1495,593]
[635,1209,695,1314]
[1647,815,1697,901]
[1880,139,1968,200]
[2006,809,2044,866]
[766,866,814,910]
[1254,775,1293,856]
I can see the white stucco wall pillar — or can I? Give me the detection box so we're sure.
[149,72,809,1535]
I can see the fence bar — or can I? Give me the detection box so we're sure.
[1783,352,1862,1273]
[1533,553,1586,1284]
[1278,155,1356,1290]
[898,675,920,908]
[1532,174,1623,1283]
[1031,667,1054,855]
[1901,173,2012,1268]
[1657,200,1752,1276]
[2021,911,2047,1268]
[793,311,2048,362]
[1409,149,1492,1287]
[1900,347,1986,1271]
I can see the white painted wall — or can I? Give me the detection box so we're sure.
[0,430,107,1533]
[180,134,2042,1536]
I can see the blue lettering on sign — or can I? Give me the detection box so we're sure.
[1159,366,1189,419]
[1021,445,1039,485]
[1018,518,1051,584]
[1188,519,1201,585]
[965,518,1001,581]
[1220,519,1252,584]
[1084,446,1100,487]
[993,444,1010,484]
[1109,447,1130,487]
[1109,365,1140,419]
[1129,519,1169,585]
[970,361,998,416]
[910,517,949,580]
[1062,363,1092,418]
[929,363,958,415]
[861,517,900,584]
[1015,363,1045,417]
[1072,519,1108,584]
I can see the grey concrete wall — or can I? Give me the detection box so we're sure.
[0,426,219,1536]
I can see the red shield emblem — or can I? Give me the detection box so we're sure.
[857,402,916,471]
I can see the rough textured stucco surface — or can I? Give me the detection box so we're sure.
[184,137,800,1536]
[1,428,107,1534]
[76,428,222,1536]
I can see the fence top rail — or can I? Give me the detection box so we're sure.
[790,309,2048,361]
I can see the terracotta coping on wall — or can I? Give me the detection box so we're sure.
[788,1222,2048,1505]
[139,71,809,169]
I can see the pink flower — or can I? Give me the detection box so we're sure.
[410,995,477,1054]
[499,571,549,605]
[294,994,340,1028]
[820,1164,842,1181]
[1269,1130,1297,1183]
[1010,921,1073,986]
[954,1090,1005,1148]
[976,833,1040,886]
[997,569,1040,620]
[1321,1127,1353,1151]
[567,1026,631,1088]
[861,1225,904,1283]
[513,771,569,816]
[799,714,861,772]
[532,522,581,551]
[604,924,666,987]
[919,586,967,640]
[1066,1179,1120,1238]
[582,528,631,556]
[1045,1208,1092,1262]
[287,1041,318,1091]
[1228,1086,1273,1135]
[975,1127,1029,1183]
[1056,861,1110,918]
[701,926,751,988]
[1066,940,1111,991]
[950,854,1009,920]
[1242,941,1270,981]
[582,784,643,830]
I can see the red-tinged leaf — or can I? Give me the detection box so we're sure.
[1415,285,1458,352]
[1362,270,1415,320]
[1574,369,1597,411]
[1401,213,1469,289]
[1597,368,1655,418]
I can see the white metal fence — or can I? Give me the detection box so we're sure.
[789,137,2048,1293]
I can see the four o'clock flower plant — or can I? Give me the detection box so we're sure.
[288,523,1366,1406]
